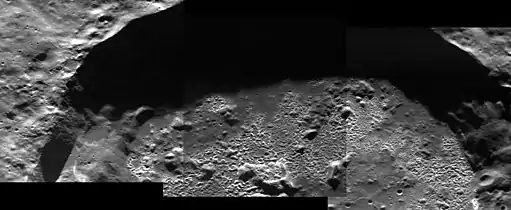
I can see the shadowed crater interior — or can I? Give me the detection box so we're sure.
[64,2,342,120]
[347,28,511,133]
[38,112,87,182]
[56,11,511,183]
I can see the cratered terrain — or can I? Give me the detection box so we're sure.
[2,1,511,210]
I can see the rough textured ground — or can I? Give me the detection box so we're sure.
[3,2,511,210]
[55,76,476,208]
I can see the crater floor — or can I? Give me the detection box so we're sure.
[57,78,475,209]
